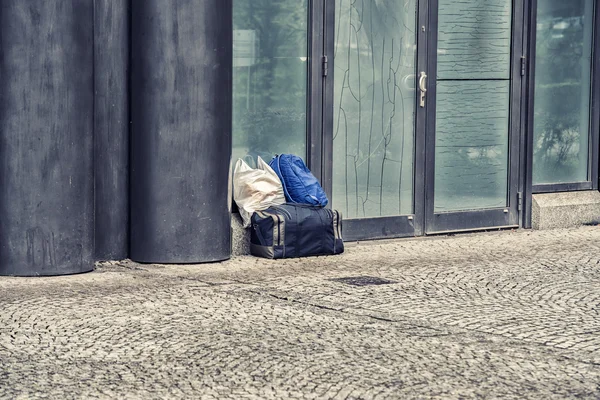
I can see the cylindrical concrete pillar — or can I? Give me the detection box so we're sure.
[131,0,232,263]
[0,1,95,276]
[94,0,130,261]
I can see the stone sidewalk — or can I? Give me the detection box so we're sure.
[1,227,600,399]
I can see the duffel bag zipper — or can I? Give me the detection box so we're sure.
[292,203,324,209]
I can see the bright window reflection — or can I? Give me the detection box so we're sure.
[232,1,308,167]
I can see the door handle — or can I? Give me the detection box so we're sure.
[419,71,427,108]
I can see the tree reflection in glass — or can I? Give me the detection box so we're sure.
[533,0,594,184]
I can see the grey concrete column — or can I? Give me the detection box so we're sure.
[130,0,232,263]
[94,0,130,261]
[0,1,95,276]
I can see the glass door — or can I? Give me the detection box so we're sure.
[328,0,423,241]
[423,0,524,233]
[323,0,526,239]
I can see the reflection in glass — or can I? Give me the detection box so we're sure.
[332,0,417,219]
[434,81,510,212]
[532,0,594,185]
[434,0,512,212]
[232,1,308,166]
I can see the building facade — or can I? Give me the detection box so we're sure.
[0,0,598,275]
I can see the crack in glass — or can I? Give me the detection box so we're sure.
[333,0,417,219]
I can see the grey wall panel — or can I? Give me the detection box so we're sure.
[131,0,232,263]
[0,1,95,276]
[94,0,130,261]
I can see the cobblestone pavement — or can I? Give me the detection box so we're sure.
[1,227,600,399]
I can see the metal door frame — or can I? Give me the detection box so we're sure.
[318,0,428,241]
[422,0,526,234]
[308,0,325,184]
[318,0,527,240]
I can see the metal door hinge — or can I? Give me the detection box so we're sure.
[322,56,329,77]
[518,192,523,211]
[520,56,526,76]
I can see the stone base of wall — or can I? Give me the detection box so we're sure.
[532,191,600,230]
[231,213,250,256]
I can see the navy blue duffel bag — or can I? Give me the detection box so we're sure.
[250,204,343,259]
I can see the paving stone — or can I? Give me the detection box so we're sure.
[0,227,600,398]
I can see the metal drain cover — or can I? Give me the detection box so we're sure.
[331,276,396,286]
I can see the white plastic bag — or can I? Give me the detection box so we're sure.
[233,157,286,228]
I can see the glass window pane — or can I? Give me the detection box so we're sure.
[434,0,512,213]
[232,1,308,166]
[437,0,512,80]
[434,81,510,212]
[332,0,417,219]
[532,0,594,185]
